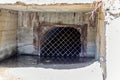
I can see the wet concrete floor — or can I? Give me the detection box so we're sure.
[0,54,95,69]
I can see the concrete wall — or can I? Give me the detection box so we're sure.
[0,9,18,60]
[96,9,106,79]
[17,11,97,57]
[0,4,99,60]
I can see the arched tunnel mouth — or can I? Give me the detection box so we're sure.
[40,27,94,64]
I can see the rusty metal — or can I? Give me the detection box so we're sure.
[81,24,88,57]
[40,27,81,57]
[33,23,88,59]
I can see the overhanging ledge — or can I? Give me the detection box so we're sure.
[0,3,93,12]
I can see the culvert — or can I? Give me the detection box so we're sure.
[40,27,82,63]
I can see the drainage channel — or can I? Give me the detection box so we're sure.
[0,54,95,67]
[40,27,81,62]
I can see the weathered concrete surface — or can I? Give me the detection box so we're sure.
[0,3,105,80]
[0,4,98,58]
[0,4,93,12]
[0,3,101,61]
[0,9,18,60]
[17,11,97,57]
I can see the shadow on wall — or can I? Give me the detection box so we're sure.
[0,54,96,69]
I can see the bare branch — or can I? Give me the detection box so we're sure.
[86,0,102,27]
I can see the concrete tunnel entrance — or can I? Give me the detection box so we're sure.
[39,26,94,63]
[0,5,106,76]
[40,27,81,57]
[0,4,98,65]
[40,27,81,56]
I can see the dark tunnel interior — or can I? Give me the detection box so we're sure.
[40,27,82,63]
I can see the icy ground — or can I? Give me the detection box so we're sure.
[0,61,102,80]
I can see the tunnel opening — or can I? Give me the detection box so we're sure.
[39,27,93,63]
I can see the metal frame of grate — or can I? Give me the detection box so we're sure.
[40,27,81,59]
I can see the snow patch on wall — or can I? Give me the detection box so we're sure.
[0,0,93,4]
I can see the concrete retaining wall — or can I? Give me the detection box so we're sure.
[0,4,100,60]
[17,11,97,57]
[0,9,18,60]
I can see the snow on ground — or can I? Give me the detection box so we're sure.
[106,17,120,80]
[0,62,102,80]
[0,0,93,4]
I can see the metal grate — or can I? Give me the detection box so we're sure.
[40,27,81,58]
